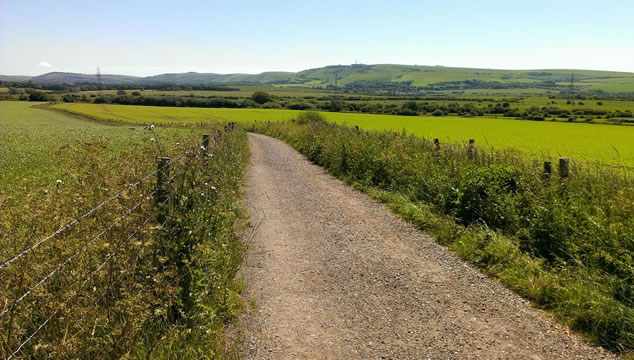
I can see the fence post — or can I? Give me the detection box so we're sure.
[434,138,441,151]
[559,157,570,179]
[468,139,475,159]
[355,125,360,133]
[202,134,210,153]
[156,157,170,222]
[543,161,552,179]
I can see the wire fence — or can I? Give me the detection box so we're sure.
[0,126,234,359]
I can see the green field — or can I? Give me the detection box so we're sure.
[0,101,194,192]
[52,102,634,167]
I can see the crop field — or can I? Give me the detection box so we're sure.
[52,102,634,167]
[0,102,195,193]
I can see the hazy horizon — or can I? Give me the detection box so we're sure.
[2,0,634,76]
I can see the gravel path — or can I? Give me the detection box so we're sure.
[239,133,614,360]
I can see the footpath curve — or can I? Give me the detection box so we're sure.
[240,133,614,359]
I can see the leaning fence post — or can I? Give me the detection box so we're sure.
[559,157,570,179]
[434,138,441,151]
[156,157,170,222]
[468,139,475,159]
[202,134,210,152]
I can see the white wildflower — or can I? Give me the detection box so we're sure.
[56,179,63,185]
[150,137,155,142]
[211,186,217,191]
[150,124,155,130]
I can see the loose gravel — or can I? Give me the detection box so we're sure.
[239,133,615,360]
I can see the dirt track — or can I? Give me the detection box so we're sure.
[239,133,614,359]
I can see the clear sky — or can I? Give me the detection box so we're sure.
[1,0,633,76]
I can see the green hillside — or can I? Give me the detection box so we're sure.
[31,72,141,84]
[5,65,634,92]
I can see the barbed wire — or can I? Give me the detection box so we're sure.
[0,159,191,321]
[0,139,207,273]
[3,132,225,359]
[6,205,168,360]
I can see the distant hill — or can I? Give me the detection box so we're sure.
[0,75,32,82]
[30,72,141,84]
[2,65,634,92]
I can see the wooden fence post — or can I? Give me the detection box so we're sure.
[559,157,570,178]
[543,161,552,177]
[434,138,441,151]
[156,157,170,222]
[468,139,475,159]
[202,134,210,152]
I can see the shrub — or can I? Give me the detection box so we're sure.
[28,90,48,101]
[296,110,326,124]
[251,91,273,104]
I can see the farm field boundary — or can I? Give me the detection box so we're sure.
[49,102,634,167]
[0,122,249,358]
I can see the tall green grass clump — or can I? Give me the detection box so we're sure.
[0,125,249,358]
[249,117,633,353]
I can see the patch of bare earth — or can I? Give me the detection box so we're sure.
[239,133,614,359]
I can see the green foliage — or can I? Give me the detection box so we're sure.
[52,103,634,167]
[249,120,634,352]
[251,91,273,104]
[296,110,326,124]
[0,103,249,358]
[28,90,48,101]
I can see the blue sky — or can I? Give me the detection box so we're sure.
[1,0,633,76]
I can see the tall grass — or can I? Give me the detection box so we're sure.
[249,116,633,353]
[0,126,249,358]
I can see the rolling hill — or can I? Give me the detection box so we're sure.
[2,65,634,92]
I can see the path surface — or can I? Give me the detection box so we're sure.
[240,133,614,360]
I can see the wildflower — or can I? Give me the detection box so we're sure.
[211,186,217,191]
[56,179,63,184]
[150,124,155,130]
[176,142,180,146]
[150,137,155,142]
